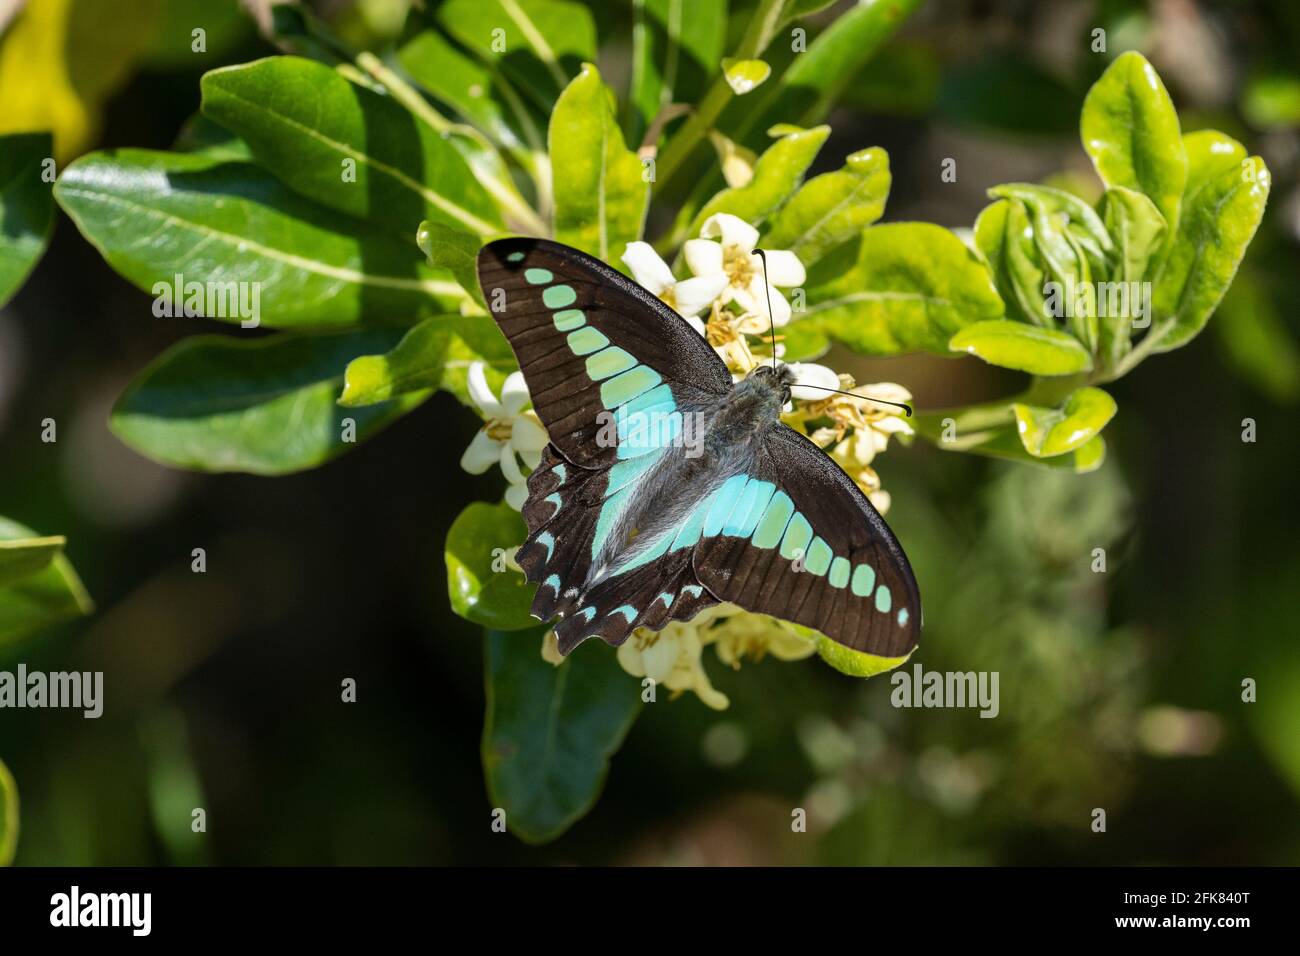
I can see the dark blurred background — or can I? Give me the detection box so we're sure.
[1,0,1297,865]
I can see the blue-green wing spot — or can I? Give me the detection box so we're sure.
[723,479,773,536]
[525,267,553,284]
[576,606,596,623]
[605,451,662,497]
[779,512,813,561]
[602,366,663,410]
[544,493,562,514]
[897,608,909,626]
[829,557,850,589]
[617,384,676,440]
[874,585,892,613]
[671,500,710,550]
[617,409,680,461]
[543,574,560,592]
[506,251,525,262]
[591,485,632,558]
[586,347,638,381]
[611,605,638,623]
[552,308,586,331]
[752,491,795,549]
[567,326,609,355]
[682,584,704,599]
[553,464,566,482]
[536,532,555,561]
[704,474,750,536]
[851,563,876,598]
[609,532,673,576]
[657,592,674,608]
[804,537,832,576]
[542,284,578,308]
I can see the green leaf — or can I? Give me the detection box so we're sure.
[0,535,65,589]
[816,635,912,678]
[549,63,649,264]
[721,58,771,95]
[436,0,595,115]
[483,627,641,843]
[1182,129,1247,197]
[950,320,1093,376]
[1013,386,1117,458]
[1098,186,1165,364]
[1080,51,1187,243]
[174,114,253,162]
[974,199,1050,327]
[0,757,15,866]
[762,146,890,264]
[446,502,537,631]
[340,313,516,407]
[110,330,424,475]
[0,132,55,309]
[416,220,485,309]
[398,18,545,165]
[988,182,1114,267]
[55,149,463,328]
[0,517,93,645]
[937,50,1079,138]
[1150,156,1270,353]
[918,413,1106,473]
[628,0,726,143]
[796,222,1004,356]
[684,123,829,241]
[201,57,502,239]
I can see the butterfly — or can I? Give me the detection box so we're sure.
[477,237,922,663]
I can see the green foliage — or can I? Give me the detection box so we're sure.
[445,502,537,631]
[483,628,640,844]
[0,132,54,309]
[0,517,93,645]
[0,757,15,867]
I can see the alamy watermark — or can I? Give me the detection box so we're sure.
[595,408,705,459]
[1043,276,1151,326]
[891,664,999,718]
[0,665,102,718]
[152,274,261,328]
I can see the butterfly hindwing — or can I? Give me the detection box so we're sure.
[693,424,922,660]
[476,238,732,469]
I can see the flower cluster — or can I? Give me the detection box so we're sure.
[458,212,914,707]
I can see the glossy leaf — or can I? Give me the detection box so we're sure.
[0,133,55,309]
[0,757,15,866]
[921,417,1106,473]
[549,64,649,264]
[628,0,726,142]
[1151,156,1270,353]
[201,57,502,238]
[685,124,829,238]
[446,502,537,631]
[950,320,1093,376]
[110,330,424,475]
[436,0,595,115]
[483,627,641,843]
[340,313,516,408]
[762,146,890,264]
[1080,51,1187,242]
[989,182,1113,267]
[1098,186,1165,364]
[722,58,771,95]
[795,222,1004,356]
[0,517,93,645]
[1013,387,1117,458]
[416,220,485,309]
[55,149,463,328]
[974,199,1050,327]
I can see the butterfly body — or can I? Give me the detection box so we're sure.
[478,238,922,663]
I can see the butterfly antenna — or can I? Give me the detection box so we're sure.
[753,248,779,372]
[753,247,912,417]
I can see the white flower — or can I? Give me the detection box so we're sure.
[682,213,805,327]
[617,614,729,710]
[785,362,841,401]
[460,362,549,510]
[621,241,727,336]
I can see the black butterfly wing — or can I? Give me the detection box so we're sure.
[476,237,732,469]
[693,423,922,660]
[479,237,732,650]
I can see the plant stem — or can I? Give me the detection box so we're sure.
[652,0,788,193]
